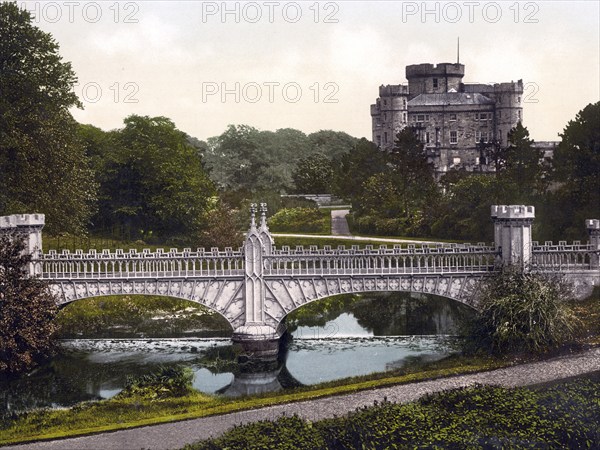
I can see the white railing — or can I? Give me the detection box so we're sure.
[38,248,245,280]
[531,241,597,271]
[265,243,498,276]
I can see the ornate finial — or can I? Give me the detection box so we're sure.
[250,203,257,228]
[259,203,268,229]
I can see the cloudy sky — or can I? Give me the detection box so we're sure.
[21,0,600,142]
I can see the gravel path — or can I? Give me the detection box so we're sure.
[4,347,600,450]
[331,209,351,236]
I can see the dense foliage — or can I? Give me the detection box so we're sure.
[204,125,357,193]
[0,234,57,374]
[187,376,600,449]
[83,116,216,244]
[463,267,578,355]
[0,2,96,234]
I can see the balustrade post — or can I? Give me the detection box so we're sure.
[0,214,45,276]
[587,219,600,267]
[491,205,535,267]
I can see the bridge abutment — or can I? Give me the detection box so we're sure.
[588,220,600,268]
[0,213,45,276]
[491,205,535,266]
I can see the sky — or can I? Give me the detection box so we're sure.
[18,0,600,142]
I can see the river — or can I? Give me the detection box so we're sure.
[0,293,473,414]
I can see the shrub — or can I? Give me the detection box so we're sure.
[116,365,194,400]
[267,208,329,234]
[463,266,579,355]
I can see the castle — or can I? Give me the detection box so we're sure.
[370,62,524,176]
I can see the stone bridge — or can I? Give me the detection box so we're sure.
[1,204,599,349]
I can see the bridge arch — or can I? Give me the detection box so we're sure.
[262,274,483,330]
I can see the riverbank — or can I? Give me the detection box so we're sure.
[2,347,599,449]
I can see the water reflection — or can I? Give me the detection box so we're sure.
[1,293,472,413]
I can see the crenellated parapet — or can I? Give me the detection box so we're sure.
[491,205,535,266]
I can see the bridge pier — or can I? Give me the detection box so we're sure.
[232,203,283,360]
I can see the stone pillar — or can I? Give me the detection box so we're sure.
[587,219,600,267]
[491,205,535,266]
[0,213,45,276]
[232,204,281,359]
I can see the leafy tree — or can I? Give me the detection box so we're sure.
[0,233,58,375]
[431,174,500,242]
[97,115,216,242]
[204,126,358,194]
[0,2,96,234]
[307,130,357,160]
[292,153,333,194]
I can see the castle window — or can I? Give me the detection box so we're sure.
[417,114,425,122]
[475,113,479,121]
[383,99,387,106]
[475,157,480,165]
[517,96,521,103]
[475,131,481,143]
[426,132,430,144]
[403,99,407,107]
[450,131,458,144]
[433,78,438,89]
[384,132,388,144]
[449,113,457,121]
[518,110,521,119]
[498,130,502,144]
[403,113,407,122]
[376,135,382,146]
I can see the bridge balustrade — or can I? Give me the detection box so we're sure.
[265,244,498,276]
[531,241,596,271]
[38,248,246,280]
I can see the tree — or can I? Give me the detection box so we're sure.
[97,115,216,242]
[332,138,387,202]
[0,233,58,374]
[431,174,501,241]
[387,128,439,222]
[0,2,97,234]
[549,102,600,239]
[497,122,545,203]
[292,153,333,194]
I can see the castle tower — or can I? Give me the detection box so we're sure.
[370,84,409,148]
[405,63,465,98]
